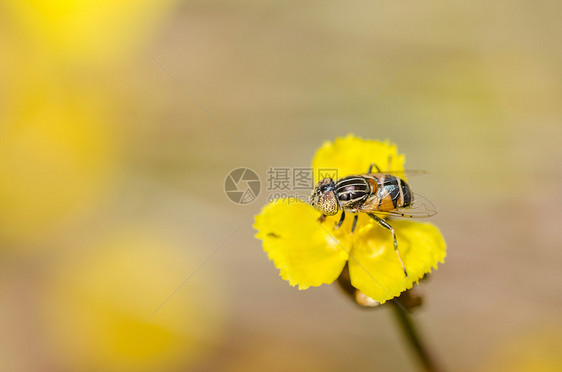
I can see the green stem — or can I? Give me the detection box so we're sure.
[390,301,445,372]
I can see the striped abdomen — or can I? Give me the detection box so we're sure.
[364,174,412,212]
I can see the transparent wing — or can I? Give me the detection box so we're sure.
[359,170,429,181]
[379,192,438,218]
[386,169,429,177]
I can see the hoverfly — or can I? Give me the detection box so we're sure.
[310,162,436,277]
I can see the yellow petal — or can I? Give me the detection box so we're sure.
[254,199,351,289]
[311,134,405,183]
[348,219,446,304]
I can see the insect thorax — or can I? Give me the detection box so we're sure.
[335,176,370,211]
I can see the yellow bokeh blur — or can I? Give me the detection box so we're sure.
[2,0,178,64]
[480,326,562,372]
[0,0,179,248]
[40,228,225,372]
[0,3,229,369]
[0,78,116,247]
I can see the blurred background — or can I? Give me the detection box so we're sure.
[0,1,561,371]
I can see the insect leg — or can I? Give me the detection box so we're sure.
[318,214,326,223]
[350,214,358,235]
[368,163,382,173]
[385,155,393,172]
[335,211,345,230]
[368,213,408,277]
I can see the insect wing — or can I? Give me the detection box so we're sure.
[360,169,428,181]
[386,192,437,218]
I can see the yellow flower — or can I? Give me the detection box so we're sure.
[254,134,446,304]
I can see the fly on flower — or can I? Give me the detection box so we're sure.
[310,160,437,277]
[254,134,446,305]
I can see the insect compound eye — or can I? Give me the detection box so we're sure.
[318,178,334,194]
